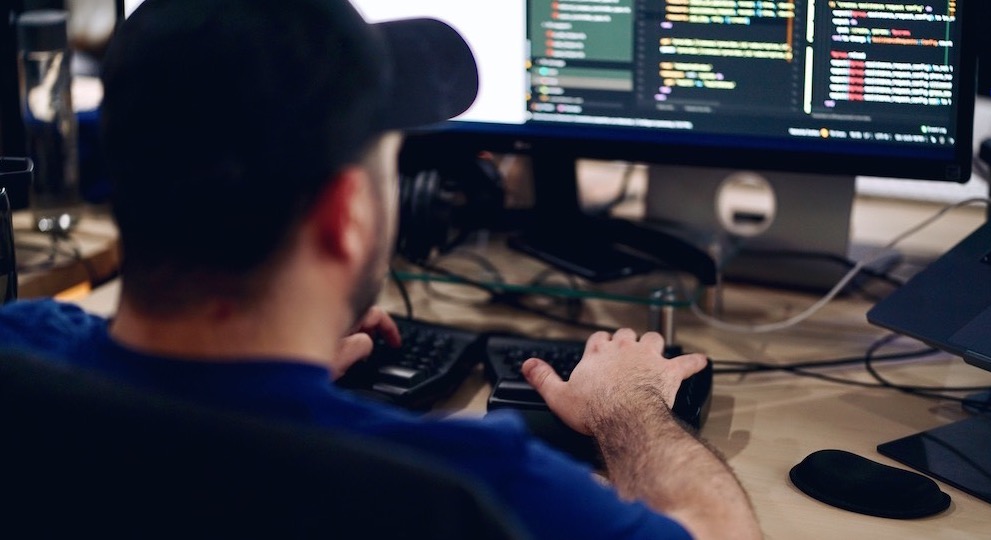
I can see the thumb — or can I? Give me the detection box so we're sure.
[331,333,374,380]
[521,357,565,407]
[521,357,591,436]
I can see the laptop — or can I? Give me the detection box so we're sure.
[867,221,991,371]
[868,220,991,505]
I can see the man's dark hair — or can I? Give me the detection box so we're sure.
[101,0,385,311]
[100,0,478,313]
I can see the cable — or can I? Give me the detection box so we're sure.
[526,267,581,290]
[969,134,990,183]
[692,197,991,333]
[862,334,991,411]
[15,231,102,285]
[388,266,414,319]
[421,250,504,306]
[732,248,905,288]
[714,333,991,412]
[713,346,940,389]
[409,261,616,333]
[712,346,939,377]
[586,162,637,216]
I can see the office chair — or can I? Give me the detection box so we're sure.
[0,348,528,539]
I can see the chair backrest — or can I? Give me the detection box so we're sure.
[0,348,527,539]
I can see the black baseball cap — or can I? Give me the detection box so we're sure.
[103,0,479,146]
[100,0,479,270]
[101,0,479,190]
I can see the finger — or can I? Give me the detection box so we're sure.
[583,331,612,355]
[372,309,402,347]
[353,307,401,347]
[668,353,708,380]
[331,333,374,379]
[522,358,592,436]
[521,357,566,405]
[638,331,665,351]
[613,328,637,343]
[350,306,375,333]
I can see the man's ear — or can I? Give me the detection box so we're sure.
[308,166,373,263]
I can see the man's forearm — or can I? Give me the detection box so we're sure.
[591,387,762,540]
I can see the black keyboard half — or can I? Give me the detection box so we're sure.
[335,317,484,411]
[484,334,713,467]
[335,317,713,468]
[485,334,713,430]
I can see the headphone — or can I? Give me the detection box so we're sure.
[396,152,504,263]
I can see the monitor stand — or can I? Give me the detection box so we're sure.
[507,151,655,282]
[645,165,900,293]
[508,150,717,285]
[878,414,991,505]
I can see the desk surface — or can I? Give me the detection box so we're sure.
[14,207,120,299]
[73,195,990,539]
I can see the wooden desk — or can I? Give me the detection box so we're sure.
[73,198,991,539]
[14,207,120,299]
[369,281,991,539]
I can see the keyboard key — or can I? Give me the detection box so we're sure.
[492,379,542,403]
[376,365,427,387]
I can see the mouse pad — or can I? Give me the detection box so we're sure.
[789,449,950,519]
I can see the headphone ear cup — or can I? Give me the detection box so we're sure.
[397,169,444,263]
[396,157,506,262]
[460,156,504,233]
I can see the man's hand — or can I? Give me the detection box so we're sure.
[521,328,707,435]
[522,328,761,540]
[329,307,401,379]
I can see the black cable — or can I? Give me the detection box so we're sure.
[715,334,991,411]
[437,249,506,284]
[412,262,615,333]
[15,231,101,286]
[712,345,940,376]
[973,153,990,182]
[586,162,636,216]
[736,248,906,288]
[421,250,505,306]
[405,256,989,405]
[525,267,584,322]
[863,334,991,411]
[389,266,414,319]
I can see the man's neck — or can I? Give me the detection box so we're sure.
[108,294,347,369]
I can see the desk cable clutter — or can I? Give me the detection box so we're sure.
[690,196,991,334]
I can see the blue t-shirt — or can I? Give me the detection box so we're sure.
[0,299,691,540]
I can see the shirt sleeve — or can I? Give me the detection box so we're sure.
[395,409,693,540]
[505,434,693,540]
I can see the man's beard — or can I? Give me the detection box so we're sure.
[347,218,390,327]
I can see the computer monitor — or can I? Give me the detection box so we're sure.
[352,0,980,285]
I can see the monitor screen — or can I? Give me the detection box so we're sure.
[353,0,979,183]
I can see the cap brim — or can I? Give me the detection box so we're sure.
[374,18,479,131]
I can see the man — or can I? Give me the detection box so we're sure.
[0,0,760,538]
